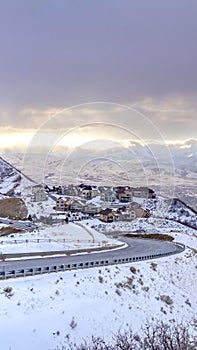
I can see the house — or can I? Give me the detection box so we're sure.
[132,187,155,199]
[79,185,92,199]
[114,203,150,221]
[91,186,100,198]
[99,208,115,222]
[114,206,135,221]
[115,186,132,202]
[33,190,47,202]
[78,184,100,199]
[100,188,117,202]
[62,185,78,196]
[68,212,85,221]
[50,213,68,224]
[55,197,72,211]
[83,203,101,215]
[129,202,151,218]
[70,199,85,212]
[32,184,43,193]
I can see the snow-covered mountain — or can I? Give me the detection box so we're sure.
[2,139,196,185]
[0,156,34,198]
[3,139,196,211]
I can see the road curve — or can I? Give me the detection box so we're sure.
[0,238,184,279]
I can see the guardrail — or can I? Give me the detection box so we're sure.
[0,242,185,280]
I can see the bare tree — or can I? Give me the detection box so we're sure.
[56,320,196,350]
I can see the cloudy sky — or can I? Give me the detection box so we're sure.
[0,0,196,151]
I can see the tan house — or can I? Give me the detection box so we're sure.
[78,185,100,199]
[80,187,92,199]
[55,197,72,211]
[99,208,115,222]
[116,186,132,202]
[114,204,150,221]
[91,186,100,198]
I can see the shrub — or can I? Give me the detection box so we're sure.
[70,317,77,329]
[150,262,157,271]
[130,266,137,274]
[56,319,196,350]
[98,275,104,283]
[3,286,14,298]
[160,295,173,305]
[115,289,122,296]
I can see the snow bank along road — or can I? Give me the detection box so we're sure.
[0,238,185,279]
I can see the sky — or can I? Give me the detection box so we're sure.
[0,0,197,151]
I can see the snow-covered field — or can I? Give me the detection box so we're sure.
[0,221,196,350]
[0,222,120,254]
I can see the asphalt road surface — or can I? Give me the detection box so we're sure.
[0,238,184,276]
[0,218,37,231]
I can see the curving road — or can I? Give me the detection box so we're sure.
[0,238,184,279]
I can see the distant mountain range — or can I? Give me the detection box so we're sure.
[1,138,196,209]
[0,153,196,228]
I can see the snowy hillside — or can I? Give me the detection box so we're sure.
[136,196,197,230]
[0,156,33,198]
[0,155,196,350]
[0,228,196,350]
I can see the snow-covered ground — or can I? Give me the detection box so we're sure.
[0,222,120,254]
[0,220,196,350]
[0,156,196,349]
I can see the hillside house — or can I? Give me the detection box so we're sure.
[99,208,115,222]
[91,186,100,197]
[132,187,155,199]
[50,213,68,224]
[129,202,150,218]
[32,184,43,193]
[83,203,101,215]
[62,185,78,196]
[78,184,100,199]
[70,199,85,212]
[79,185,92,199]
[33,190,47,202]
[116,186,132,202]
[68,212,85,221]
[100,188,117,202]
[55,197,72,211]
[113,203,150,221]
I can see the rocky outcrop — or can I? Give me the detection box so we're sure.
[0,197,28,219]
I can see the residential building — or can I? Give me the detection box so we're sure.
[132,187,155,199]
[33,190,47,202]
[62,185,78,196]
[83,203,101,215]
[116,186,132,202]
[32,184,43,193]
[55,197,72,211]
[99,208,115,222]
[70,199,85,212]
[100,188,117,202]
